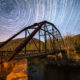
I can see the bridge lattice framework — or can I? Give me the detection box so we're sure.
[0,21,67,63]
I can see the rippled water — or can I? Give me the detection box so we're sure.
[29,58,80,80]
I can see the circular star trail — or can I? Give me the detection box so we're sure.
[0,0,80,41]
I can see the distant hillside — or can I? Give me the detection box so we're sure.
[0,34,80,52]
[72,34,80,52]
[47,38,61,50]
[0,38,44,51]
[63,34,80,53]
[73,34,80,40]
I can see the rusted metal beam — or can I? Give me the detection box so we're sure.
[8,22,46,61]
[0,23,39,48]
[0,21,65,62]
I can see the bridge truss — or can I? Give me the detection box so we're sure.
[0,21,67,63]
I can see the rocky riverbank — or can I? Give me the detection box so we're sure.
[0,59,28,80]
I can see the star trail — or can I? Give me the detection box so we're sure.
[0,0,80,41]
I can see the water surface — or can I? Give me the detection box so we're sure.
[29,58,80,80]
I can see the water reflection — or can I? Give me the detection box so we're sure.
[29,59,80,80]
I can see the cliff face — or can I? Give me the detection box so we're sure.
[0,59,28,80]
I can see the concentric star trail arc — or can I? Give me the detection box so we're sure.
[0,0,80,41]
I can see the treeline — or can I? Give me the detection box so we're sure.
[0,34,80,54]
[63,34,80,53]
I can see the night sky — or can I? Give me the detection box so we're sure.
[0,0,80,42]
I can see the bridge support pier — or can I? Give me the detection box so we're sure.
[61,51,68,66]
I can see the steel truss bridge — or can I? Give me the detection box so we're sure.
[0,21,67,63]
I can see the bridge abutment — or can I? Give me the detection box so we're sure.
[0,59,28,80]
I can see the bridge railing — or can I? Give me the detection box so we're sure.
[0,21,64,62]
[0,49,64,58]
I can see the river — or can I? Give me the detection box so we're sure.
[28,58,80,80]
